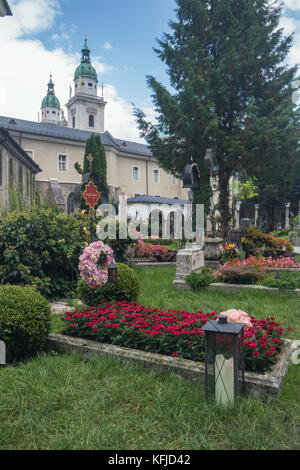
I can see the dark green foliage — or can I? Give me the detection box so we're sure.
[0,207,86,299]
[76,134,108,210]
[105,222,137,263]
[260,272,300,291]
[0,285,51,362]
[134,0,300,236]
[77,263,140,305]
[186,269,215,290]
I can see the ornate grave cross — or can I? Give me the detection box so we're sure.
[0,340,6,365]
[87,153,94,171]
[82,153,103,241]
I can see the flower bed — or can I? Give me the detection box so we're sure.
[61,302,291,373]
[242,227,294,257]
[135,240,177,263]
[214,256,299,285]
[223,255,298,270]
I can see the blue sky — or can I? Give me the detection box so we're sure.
[0,0,300,141]
[38,0,178,108]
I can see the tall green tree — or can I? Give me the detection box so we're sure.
[75,134,108,210]
[134,0,300,236]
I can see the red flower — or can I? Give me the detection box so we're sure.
[172,352,178,357]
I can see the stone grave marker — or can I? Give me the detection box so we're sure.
[0,341,6,365]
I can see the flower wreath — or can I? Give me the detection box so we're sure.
[79,241,115,289]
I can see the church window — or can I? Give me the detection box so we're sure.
[133,166,140,181]
[58,154,68,172]
[72,116,76,128]
[25,150,34,160]
[153,169,159,183]
[52,111,56,114]
[67,193,75,215]
[88,83,93,87]
[89,115,95,127]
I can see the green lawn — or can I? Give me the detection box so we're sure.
[134,266,300,339]
[1,266,299,450]
[0,352,299,450]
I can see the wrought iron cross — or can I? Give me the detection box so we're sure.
[87,153,93,171]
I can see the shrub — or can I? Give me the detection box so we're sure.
[149,250,177,263]
[0,206,86,299]
[260,272,300,290]
[242,227,293,258]
[0,285,51,362]
[218,263,264,285]
[77,263,139,305]
[136,240,169,258]
[186,270,215,290]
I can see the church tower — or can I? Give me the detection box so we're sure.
[66,37,107,133]
[41,75,61,124]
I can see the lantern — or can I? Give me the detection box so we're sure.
[202,315,245,406]
[108,261,118,284]
[182,161,201,190]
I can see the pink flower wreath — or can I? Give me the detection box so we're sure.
[79,241,115,289]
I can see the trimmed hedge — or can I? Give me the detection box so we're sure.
[77,263,139,305]
[0,285,51,362]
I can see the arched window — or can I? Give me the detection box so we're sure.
[89,114,94,128]
[67,192,75,215]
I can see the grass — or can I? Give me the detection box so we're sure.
[1,266,299,450]
[134,266,300,339]
[0,353,299,450]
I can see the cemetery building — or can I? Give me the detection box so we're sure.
[0,39,189,213]
[0,127,41,208]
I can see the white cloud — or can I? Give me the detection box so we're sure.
[284,0,300,11]
[103,42,112,50]
[104,84,155,143]
[279,13,300,67]
[0,0,148,142]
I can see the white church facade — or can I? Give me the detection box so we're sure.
[0,38,188,212]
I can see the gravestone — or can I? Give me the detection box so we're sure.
[204,237,223,269]
[240,218,251,234]
[228,230,242,248]
[0,341,6,365]
[289,231,300,247]
[173,245,205,290]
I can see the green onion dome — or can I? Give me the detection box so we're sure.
[74,38,98,81]
[41,76,60,109]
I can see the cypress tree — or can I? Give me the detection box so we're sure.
[134,0,300,236]
[75,134,108,210]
